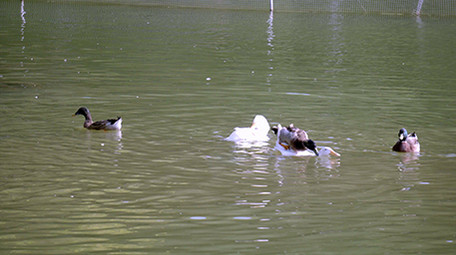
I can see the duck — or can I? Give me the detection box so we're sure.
[275,142,340,157]
[392,128,420,153]
[73,107,122,130]
[272,124,340,157]
[225,115,270,142]
[272,124,319,156]
[317,147,341,157]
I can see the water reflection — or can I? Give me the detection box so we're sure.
[415,15,425,63]
[107,130,123,142]
[315,156,340,169]
[20,0,26,42]
[397,152,420,166]
[416,15,424,28]
[234,197,270,209]
[396,153,421,191]
[266,11,274,52]
[82,130,123,155]
[20,0,26,71]
[231,143,270,167]
[230,140,270,151]
[326,1,345,76]
[231,149,273,215]
[266,11,274,85]
[272,154,340,188]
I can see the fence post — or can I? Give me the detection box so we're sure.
[270,0,274,11]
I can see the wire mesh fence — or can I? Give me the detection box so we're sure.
[62,0,455,16]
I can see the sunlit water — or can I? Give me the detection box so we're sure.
[1,1,455,254]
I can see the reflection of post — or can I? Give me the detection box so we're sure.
[326,2,345,77]
[20,0,26,42]
[267,11,274,50]
[416,0,424,15]
[266,11,274,85]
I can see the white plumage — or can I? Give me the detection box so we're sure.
[225,115,270,142]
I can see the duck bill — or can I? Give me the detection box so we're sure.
[313,149,319,156]
[328,148,341,157]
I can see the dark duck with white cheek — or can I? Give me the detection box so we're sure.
[392,128,420,153]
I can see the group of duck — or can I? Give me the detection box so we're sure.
[74,107,420,157]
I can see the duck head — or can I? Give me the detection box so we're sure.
[318,147,341,157]
[398,128,408,141]
[74,107,90,117]
[303,139,319,156]
[73,107,94,124]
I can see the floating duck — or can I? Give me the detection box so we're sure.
[392,128,420,153]
[225,115,270,142]
[272,124,341,157]
[272,124,319,156]
[73,107,122,130]
[275,143,340,157]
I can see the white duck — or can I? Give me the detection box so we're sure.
[225,115,270,142]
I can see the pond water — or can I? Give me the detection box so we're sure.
[1,1,455,254]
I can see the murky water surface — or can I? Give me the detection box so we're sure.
[1,1,455,254]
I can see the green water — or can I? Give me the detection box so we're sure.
[1,1,455,254]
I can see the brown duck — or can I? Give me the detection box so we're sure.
[273,124,319,156]
[73,107,122,130]
[392,128,420,153]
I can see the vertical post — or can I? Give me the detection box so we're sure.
[270,0,274,11]
[416,0,424,15]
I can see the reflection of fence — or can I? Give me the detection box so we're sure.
[74,0,455,16]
